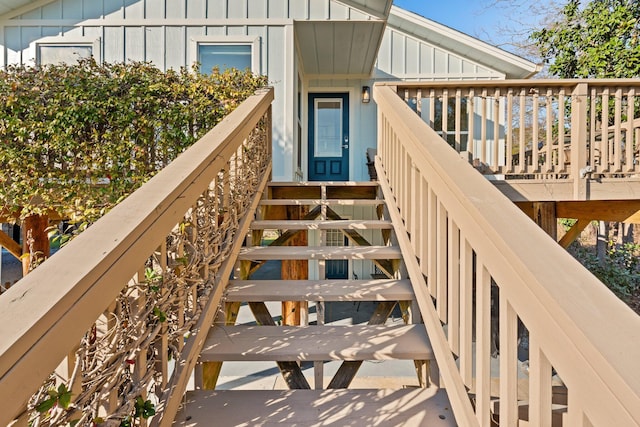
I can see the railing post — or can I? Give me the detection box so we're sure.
[571,83,589,200]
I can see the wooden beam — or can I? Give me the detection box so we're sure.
[515,200,640,223]
[248,302,310,389]
[558,218,591,249]
[557,200,640,223]
[327,301,397,389]
[326,207,396,278]
[0,230,21,259]
[533,202,557,239]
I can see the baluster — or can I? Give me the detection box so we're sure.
[409,163,419,256]
[545,88,554,173]
[529,333,553,427]
[589,88,598,173]
[436,201,448,322]
[98,301,119,418]
[614,88,623,172]
[419,176,429,277]
[506,88,514,173]
[156,240,169,393]
[480,89,488,164]
[133,268,149,427]
[499,292,519,427]
[475,262,492,427]
[429,89,436,128]
[416,88,423,118]
[459,236,474,386]
[493,88,500,169]
[558,88,567,171]
[442,89,449,143]
[427,187,437,298]
[468,88,475,160]
[518,89,526,173]
[532,88,540,172]
[447,217,460,355]
[601,88,610,171]
[455,89,462,152]
[626,88,635,172]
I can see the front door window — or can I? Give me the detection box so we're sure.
[308,93,349,181]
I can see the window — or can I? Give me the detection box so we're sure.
[32,37,101,65]
[38,44,93,65]
[199,44,251,73]
[191,36,261,74]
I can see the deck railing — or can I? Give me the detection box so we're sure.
[0,88,273,426]
[375,83,640,426]
[386,80,640,197]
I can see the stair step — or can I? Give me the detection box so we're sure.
[225,279,414,302]
[174,388,456,426]
[258,198,385,206]
[201,324,433,362]
[251,219,393,230]
[238,245,401,260]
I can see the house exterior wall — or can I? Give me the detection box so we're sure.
[375,26,505,81]
[0,0,526,284]
[0,0,374,182]
[0,0,512,184]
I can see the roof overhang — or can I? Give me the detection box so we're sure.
[0,0,56,20]
[295,20,387,77]
[388,6,541,79]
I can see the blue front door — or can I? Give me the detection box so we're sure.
[308,93,349,181]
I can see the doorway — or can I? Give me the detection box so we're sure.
[308,93,349,181]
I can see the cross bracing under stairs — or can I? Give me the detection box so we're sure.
[173,181,457,427]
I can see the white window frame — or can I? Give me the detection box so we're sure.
[31,36,101,65]
[190,36,261,74]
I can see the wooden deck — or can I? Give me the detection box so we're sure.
[224,279,415,302]
[174,388,456,427]
[201,325,433,361]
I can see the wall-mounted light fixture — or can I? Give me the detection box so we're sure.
[362,86,371,103]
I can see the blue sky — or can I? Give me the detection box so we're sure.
[393,0,502,40]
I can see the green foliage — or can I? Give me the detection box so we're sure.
[531,0,640,78]
[119,397,155,427]
[35,383,72,414]
[0,59,267,224]
[572,241,640,300]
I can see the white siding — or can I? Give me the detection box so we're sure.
[376,27,505,80]
[0,0,516,183]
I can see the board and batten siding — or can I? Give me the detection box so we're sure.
[0,0,376,181]
[376,27,505,81]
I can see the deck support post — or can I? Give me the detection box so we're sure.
[21,213,50,276]
[281,205,308,326]
[533,202,557,240]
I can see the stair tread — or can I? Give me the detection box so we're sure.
[225,279,414,302]
[259,199,385,206]
[251,219,393,230]
[238,245,401,260]
[201,324,433,361]
[174,388,456,426]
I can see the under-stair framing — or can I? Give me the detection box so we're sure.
[174,182,457,426]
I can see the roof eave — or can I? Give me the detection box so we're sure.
[388,5,540,79]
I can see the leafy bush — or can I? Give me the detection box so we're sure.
[0,59,267,224]
[572,241,640,300]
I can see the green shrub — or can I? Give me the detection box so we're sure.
[0,59,266,224]
[572,241,640,300]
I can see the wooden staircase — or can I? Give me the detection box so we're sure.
[174,182,456,426]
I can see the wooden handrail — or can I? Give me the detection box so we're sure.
[375,84,640,426]
[389,79,640,186]
[0,87,274,425]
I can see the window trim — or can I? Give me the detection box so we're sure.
[31,36,101,65]
[190,36,261,74]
